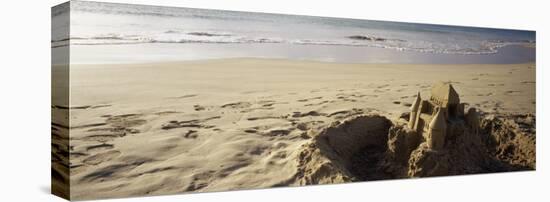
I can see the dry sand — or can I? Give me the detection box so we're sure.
[57,59,535,200]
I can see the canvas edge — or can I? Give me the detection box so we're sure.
[51,1,71,200]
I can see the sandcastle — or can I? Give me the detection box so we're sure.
[408,82,480,150]
[296,82,534,182]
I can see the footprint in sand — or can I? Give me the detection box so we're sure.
[244,125,293,137]
[336,95,358,102]
[70,152,88,160]
[261,103,275,107]
[80,158,152,183]
[395,89,406,92]
[83,150,121,165]
[70,164,89,176]
[76,114,144,143]
[248,145,270,155]
[304,100,329,106]
[194,105,206,111]
[161,116,220,130]
[504,90,521,95]
[242,90,263,94]
[477,93,493,96]
[327,108,365,119]
[257,100,276,106]
[154,111,180,115]
[295,120,325,131]
[297,97,323,102]
[488,83,505,87]
[86,143,114,153]
[244,129,258,133]
[337,93,366,98]
[69,113,148,177]
[81,134,122,143]
[263,129,292,137]
[240,106,275,113]
[106,114,146,128]
[183,130,198,139]
[185,171,215,191]
[292,111,326,118]
[270,150,288,161]
[256,100,289,107]
[167,94,198,99]
[247,116,283,121]
[70,122,109,130]
[221,102,252,109]
[55,104,112,110]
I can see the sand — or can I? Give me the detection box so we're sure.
[58,59,535,200]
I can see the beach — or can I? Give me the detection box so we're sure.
[62,59,535,199]
[50,2,537,200]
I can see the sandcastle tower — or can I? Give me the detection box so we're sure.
[466,108,480,134]
[428,107,446,149]
[408,92,421,129]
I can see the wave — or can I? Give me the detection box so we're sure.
[347,35,406,42]
[56,31,534,55]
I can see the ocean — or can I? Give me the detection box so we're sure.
[52,1,536,64]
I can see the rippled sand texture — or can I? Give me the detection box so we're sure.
[63,59,535,200]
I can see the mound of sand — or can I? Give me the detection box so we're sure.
[480,114,536,169]
[293,115,393,185]
[294,113,535,183]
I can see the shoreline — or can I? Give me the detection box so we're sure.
[66,43,536,65]
[68,57,536,67]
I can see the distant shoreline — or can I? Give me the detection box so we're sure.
[67,57,536,68]
[64,43,535,65]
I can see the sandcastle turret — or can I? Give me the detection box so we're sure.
[466,108,480,134]
[428,107,446,150]
[408,92,421,129]
[405,82,476,150]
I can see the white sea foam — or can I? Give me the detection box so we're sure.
[57,1,536,63]
[62,31,533,55]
